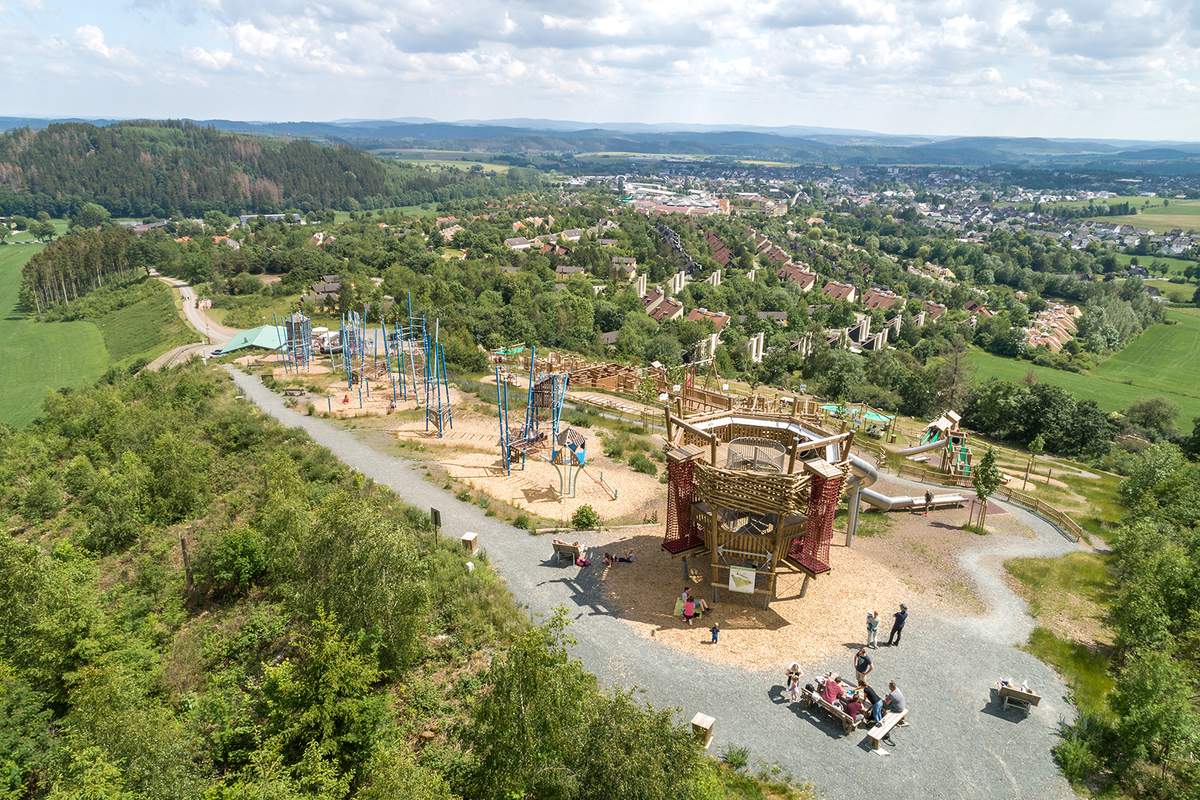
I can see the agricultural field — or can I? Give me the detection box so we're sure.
[1088,198,1200,232]
[0,246,108,427]
[1001,194,1157,211]
[969,306,1200,425]
[0,245,192,427]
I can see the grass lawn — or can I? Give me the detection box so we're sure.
[0,245,193,427]
[389,157,510,173]
[1112,251,1197,277]
[0,246,109,427]
[1146,278,1196,304]
[332,204,439,223]
[1006,552,1116,715]
[969,307,1200,425]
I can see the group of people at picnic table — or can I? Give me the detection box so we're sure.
[786,655,906,728]
[781,603,912,730]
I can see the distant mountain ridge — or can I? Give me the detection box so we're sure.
[1,116,1198,174]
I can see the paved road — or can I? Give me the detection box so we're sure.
[153,272,238,345]
[227,366,1079,800]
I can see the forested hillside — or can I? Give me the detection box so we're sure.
[0,365,777,799]
[0,121,387,217]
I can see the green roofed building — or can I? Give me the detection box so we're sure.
[216,325,286,354]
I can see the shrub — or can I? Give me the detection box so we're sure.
[512,514,533,531]
[720,743,750,771]
[1054,722,1101,786]
[628,453,658,476]
[195,525,268,599]
[571,505,600,530]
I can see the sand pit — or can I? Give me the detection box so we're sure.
[393,406,667,526]
[588,485,1043,671]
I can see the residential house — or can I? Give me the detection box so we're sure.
[862,287,903,311]
[823,281,858,304]
[686,307,731,332]
[705,231,733,267]
[777,262,817,292]
[504,236,533,251]
[611,256,638,282]
[648,296,684,322]
[921,300,948,321]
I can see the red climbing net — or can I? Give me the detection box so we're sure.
[663,456,704,554]
[787,472,844,574]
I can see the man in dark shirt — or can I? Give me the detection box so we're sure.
[887,603,908,646]
[854,647,873,682]
[858,679,883,724]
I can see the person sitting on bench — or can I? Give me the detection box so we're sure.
[843,693,865,724]
[819,675,845,705]
[885,681,907,716]
[858,679,883,724]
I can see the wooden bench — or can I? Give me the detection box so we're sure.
[866,709,909,750]
[998,684,1041,714]
[807,692,859,735]
[551,539,582,565]
[282,387,305,397]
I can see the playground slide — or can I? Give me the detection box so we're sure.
[895,437,947,458]
[847,454,965,512]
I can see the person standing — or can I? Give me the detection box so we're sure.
[923,490,933,517]
[854,647,874,683]
[866,610,879,649]
[887,603,908,646]
[709,623,720,644]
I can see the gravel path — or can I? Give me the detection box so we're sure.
[228,366,1080,800]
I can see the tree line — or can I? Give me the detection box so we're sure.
[1055,442,1200,797]
[19,226,145,313]
[0,121,542,219]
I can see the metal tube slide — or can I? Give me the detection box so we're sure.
[896,436,947,457]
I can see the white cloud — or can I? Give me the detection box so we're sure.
[1,0,1195,138]
[186,46,233,70]
[73,24,138,66]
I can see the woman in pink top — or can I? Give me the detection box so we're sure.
[820,677,844,704]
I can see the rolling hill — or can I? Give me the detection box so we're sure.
[0,120,392,217]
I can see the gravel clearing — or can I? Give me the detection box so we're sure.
[229,366,1081,800]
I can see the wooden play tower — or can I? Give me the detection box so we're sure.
[662,403,854,606]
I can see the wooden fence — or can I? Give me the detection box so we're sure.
[895,464,1082,543]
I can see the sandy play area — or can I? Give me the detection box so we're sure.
[587,477,1037,670]
[392,403,667,526]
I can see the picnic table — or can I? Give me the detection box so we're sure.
[997,681,1041,715]
[805,674,863,735]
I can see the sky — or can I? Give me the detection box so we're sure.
[2,0,1199,140]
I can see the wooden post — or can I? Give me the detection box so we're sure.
[709,433,718,466]
[710,510,720,604]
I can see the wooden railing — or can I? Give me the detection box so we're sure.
[895,464,1083,543]
[995,486,1084,543]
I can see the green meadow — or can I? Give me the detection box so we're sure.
[969,307,1200,425]
[0,245,191,427]
[1090,198,1200,233]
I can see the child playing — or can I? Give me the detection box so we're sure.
[683,598,696,625]
[709,623,720,644]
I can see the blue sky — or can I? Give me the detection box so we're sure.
[3,0,1199,140]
